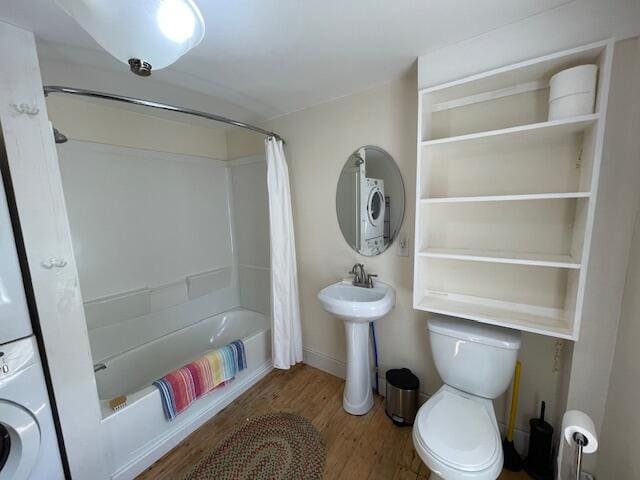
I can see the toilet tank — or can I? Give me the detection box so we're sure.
[428,316,521,399]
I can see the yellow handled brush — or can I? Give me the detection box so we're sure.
[503,361,523,471]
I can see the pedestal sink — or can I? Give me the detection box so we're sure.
[317,280,395,415]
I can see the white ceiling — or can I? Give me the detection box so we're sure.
[1,0,574,123]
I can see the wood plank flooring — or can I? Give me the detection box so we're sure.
[137,364,532,480]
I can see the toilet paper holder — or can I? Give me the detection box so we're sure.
[572,432,588,480]
[559,409,598,480]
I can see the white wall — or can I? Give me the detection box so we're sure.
[226,69,568,434]
[46,95,228,159]
[561,38,640,472]
[597,209,640,478]
[595,39,640,478]
[229,155,271,315]
[57,141,233,301]
[417,0,640,89]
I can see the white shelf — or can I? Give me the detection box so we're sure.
[418,248,581,269]
[414,40,613,340]
[420,40,608,105]
[421,114,598,148]
[415,292,574,339]
[420,192,590,204]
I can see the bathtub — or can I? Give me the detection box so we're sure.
[97,308,272,480]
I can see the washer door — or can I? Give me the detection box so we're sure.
[367,187,385,227]
[0,401,40,480]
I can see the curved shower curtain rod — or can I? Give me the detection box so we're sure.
[43,85,285,144]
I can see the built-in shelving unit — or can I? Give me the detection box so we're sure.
[419,113,598,148]
[417,248,581,269]
[420,192,591,204]
[413,40,614,340]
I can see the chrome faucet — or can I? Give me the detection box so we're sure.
[349,263,377,288]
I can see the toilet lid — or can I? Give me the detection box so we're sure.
[415,389,499,471]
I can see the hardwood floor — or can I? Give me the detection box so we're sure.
[137,364,532,480]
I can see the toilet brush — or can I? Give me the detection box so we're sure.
[524,401,554,480]
[503,361,523,471]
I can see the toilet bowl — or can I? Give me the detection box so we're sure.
[413,316,521,479]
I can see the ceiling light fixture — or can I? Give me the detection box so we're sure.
[55,0,205,77]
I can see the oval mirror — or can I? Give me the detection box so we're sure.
[336,146,405,256]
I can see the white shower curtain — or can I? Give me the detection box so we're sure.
[265,137,303,369]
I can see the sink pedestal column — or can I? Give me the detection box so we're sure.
[343,321,374,415]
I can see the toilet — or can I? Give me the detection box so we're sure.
[412,316,521,480]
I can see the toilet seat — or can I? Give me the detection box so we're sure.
[413,386,502,479]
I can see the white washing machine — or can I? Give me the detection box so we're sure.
[1,170,64,479]
[0,173,32,345]
[361,177,385,255]
[0,336,64,480]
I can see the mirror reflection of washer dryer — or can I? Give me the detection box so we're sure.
[361,177,385,256]
[336,146,405,257]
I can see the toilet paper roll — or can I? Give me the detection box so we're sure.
[562,409,598,454]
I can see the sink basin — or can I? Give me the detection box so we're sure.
[317,279,395,415]
[317,280,395,323]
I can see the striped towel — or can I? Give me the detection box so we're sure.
[153,340,246,420]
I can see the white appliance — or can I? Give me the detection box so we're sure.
[0,176,32,345]
[0,172,65,479]
[360,177,385,255]
[412,316,521,480]
[0,337,64,480]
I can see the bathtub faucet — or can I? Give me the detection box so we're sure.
[94,362,107,373]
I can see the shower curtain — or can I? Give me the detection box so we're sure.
[265,137,303,369]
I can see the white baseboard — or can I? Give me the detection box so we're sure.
[303,347,346,379]
[303,347,530,455]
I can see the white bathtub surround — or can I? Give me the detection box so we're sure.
[86,266,238,362]
[265,137,303,369]
[50,137,273,477]
[57,141,234,302]
[98,308,272,479]
[229,155,271,316]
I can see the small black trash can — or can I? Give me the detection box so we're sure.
[385,368,419,426]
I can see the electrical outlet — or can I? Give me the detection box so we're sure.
[396,235,409,257]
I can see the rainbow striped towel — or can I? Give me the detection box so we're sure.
[153,340,246,420]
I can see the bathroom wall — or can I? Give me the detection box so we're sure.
[227,68,568,435]
[417,0,640,89]
[559,39,640,472]
[46,95,228,158]
[226,128,265,159]
[229,155,271,315]
[597,208,640,478]
[596,43,640,479]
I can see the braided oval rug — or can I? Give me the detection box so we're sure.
[182,412,326,480]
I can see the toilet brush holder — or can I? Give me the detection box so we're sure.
[525,401,554,480]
